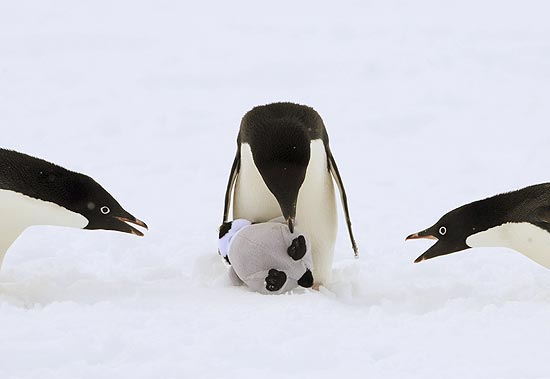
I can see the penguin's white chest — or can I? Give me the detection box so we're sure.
[233,140,337,283]
[0,189,88,230]
[0,189,88,266]
[466,222,550,267]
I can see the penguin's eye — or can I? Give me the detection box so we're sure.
[439,226,447,236]
[100,206,111,215]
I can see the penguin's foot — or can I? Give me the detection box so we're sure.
[312,282,322,291]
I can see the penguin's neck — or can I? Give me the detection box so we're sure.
[0,189,88,269]
[466,222,550,268]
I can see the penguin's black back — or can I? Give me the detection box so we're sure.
[449,183,550,233]
[0,148,99,209]
[497,183,550,229]
[238,102,329,145]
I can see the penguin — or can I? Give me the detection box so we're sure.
[406,183,550,267]
[222,102,358,284]
[0,148,148,269]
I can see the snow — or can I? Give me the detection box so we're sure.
[1,0,550,378]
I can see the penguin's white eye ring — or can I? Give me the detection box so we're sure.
[100,206,111,215]
[439,226,447,235]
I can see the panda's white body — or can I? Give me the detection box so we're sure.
[218,217,314,294]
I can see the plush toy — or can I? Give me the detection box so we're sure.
[218,218,314,294]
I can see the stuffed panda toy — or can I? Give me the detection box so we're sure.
[218,217,314,294]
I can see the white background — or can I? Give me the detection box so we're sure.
[1,1,550,378]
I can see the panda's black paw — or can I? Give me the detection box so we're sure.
[287,235,307,261]
[265,269,287,292]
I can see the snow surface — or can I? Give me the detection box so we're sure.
[1,1,550,378]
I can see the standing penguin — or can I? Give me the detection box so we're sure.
[0,148,147,269]
[406,183,550,267]
[223,102,357,284]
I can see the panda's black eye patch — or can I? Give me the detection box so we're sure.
[287,235,307,261]
[265,269,287,292]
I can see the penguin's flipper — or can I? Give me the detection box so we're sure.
[223,149,240,223]
[327,148,358,257]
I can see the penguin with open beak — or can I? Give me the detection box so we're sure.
[223,102,358,284]
[406,183,550,267]
[0,148,148,269]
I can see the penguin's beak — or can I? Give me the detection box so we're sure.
[406,228,469,263]
[411,239,468,264]
[84,211,148,236]
[113,215,149,237]
[406,228,440,263]
[405,230,437,241]
[286,216,295,234]
[412,244,440,263]
[279,202,297,233]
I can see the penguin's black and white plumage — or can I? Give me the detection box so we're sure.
[406,183,550,267]
[0,148,147,269]
[223,102,358,284]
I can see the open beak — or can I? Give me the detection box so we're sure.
[406,229,439,263]
[406,231,437,241]
[406,228,469,263]
[114,216,149,237]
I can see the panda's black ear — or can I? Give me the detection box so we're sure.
[219,222,233,239]
[287,235,307,261]
[297,269,314,288]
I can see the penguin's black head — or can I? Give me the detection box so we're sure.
[406,184,550,264]
[39,171,148,235]
[244,121,311,233]
[406,203,484,263]
[74,175,148,236]
[0,149,147,235]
